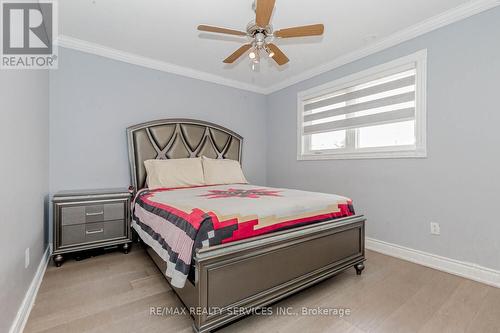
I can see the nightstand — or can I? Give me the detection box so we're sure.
[52,188,133,267]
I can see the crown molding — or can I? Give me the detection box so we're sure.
[56,35,267,95]
[57,0,499,96]
[262,0,500,94]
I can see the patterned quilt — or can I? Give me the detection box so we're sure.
[132,184,354,288]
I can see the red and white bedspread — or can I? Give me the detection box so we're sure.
[132,184,355,288]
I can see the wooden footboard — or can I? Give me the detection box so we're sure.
[147,215,365,333]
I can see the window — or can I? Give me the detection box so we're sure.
[298,50,427,160]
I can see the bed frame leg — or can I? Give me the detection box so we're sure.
[132,229,140,243]
[354,262,365,275]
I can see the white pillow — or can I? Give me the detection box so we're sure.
[144,158,205,189]
[202,156,248,185]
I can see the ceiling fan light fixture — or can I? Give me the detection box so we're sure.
[249,51,256,59]
[252,50,260,63]
[265,45,275,58]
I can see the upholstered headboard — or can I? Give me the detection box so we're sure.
[126,119,243,191]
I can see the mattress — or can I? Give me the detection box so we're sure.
[132,184,354,288]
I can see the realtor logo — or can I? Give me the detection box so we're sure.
[1,1,58,69]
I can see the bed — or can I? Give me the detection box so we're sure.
[127,119,365,333]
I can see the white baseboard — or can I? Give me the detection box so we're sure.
[9,245,51,333]
[366,238,500,288]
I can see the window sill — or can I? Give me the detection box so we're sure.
[298,149,427,161]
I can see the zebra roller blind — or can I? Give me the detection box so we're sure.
[302,65,417,136]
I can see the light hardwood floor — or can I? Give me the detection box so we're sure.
[25,247,500,333]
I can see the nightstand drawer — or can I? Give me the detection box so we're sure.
[61,220,126,246]
[84,220,126,243]
[61,202,125,225]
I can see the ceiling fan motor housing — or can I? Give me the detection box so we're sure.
[255,32,266,47]
[246,21,273,38]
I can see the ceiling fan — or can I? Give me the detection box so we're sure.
[197,0,324,68]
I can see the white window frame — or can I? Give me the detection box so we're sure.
[297,49,427,160]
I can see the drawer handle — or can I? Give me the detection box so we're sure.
[86,228,104,235]
[86,211,104,216]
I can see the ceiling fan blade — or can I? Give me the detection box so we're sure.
[197,25,247,36]
[256,0,275,27]
[223,44,253,63]
[274,24,324,38]
[267,43,289,65]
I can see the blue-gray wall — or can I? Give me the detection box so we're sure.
[49,48,268,194]
[266,7,500,270]
[0,70,49,332]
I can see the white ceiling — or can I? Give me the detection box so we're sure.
[59,0,476,92]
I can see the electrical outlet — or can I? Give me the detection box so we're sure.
[430,222,440,235]
[25,248,30,268]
